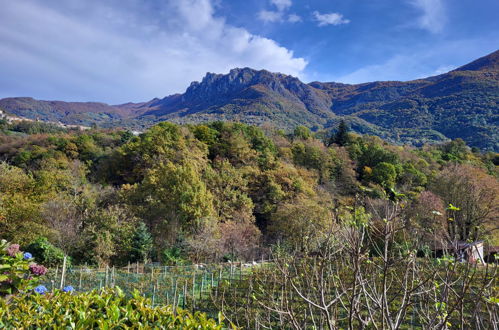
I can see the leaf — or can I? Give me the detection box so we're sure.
[447,203,461,211]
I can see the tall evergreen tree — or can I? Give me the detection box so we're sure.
[130,222,153,264]
[328,120,350,146]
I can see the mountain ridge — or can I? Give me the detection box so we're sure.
[1,50,498,150]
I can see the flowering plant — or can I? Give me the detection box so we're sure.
[62,285,74,293]
[34,285,48,295]
[0,240,48,297]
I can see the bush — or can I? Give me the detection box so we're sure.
[25,237,68,268]
[0,240,47,297]
[371,162,397,188]
[161,246,188,266]
[0,288,227,329]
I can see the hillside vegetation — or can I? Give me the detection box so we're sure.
[0,119,497,266]
[1,50,498,151]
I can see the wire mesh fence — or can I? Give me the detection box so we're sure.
[40,258,498,329]
[42,261,268,312]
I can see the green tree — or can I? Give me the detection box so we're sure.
[128,161,215,249]
[0,162,47,244]
[293,125,311,140]
[371,162,397,188]
[130,222,153,264]
[329,120,350,146]
[440,138,468,162]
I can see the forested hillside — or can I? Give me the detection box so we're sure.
[0,119,497,266]
[1,50,498,150]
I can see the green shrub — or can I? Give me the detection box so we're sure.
[161,246,188,266]
[371,162,397,188]
[0,240,47,297]
[25,237,68,268]
[0,288,227,329]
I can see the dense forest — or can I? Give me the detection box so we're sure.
[1,118,497,268]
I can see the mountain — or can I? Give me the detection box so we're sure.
[1,50,498,150]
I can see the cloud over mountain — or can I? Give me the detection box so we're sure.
[0,0,307,103]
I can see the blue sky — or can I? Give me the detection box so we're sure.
[0,0,498,104]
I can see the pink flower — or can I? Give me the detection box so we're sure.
[7,244,20,257]
[29,264,48,276]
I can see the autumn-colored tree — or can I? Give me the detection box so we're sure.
[0,162,47,244]
[405,191,446,244]
[430,164,499,242]
[219,220,261,261]
[269,197,333,252]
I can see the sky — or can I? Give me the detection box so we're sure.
[0,0,498,104]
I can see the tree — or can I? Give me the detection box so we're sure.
[328,120,350,147]
[371,162,397,188]
[204,159,254,223]
[41,197,80,255]
[291,139,335,184]
[130,222,153,264]
[0,162,47,244]
[219,220,261,261]
[128,161,214,249]
[269,197,333,252]
[293,125,311,140]
[430,164,499,242]
[440,138,468,162]
[354,140,399,175]
[406,191,446,243]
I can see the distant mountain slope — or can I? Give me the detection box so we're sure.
[1,50,498,150]
[0,97,132,126]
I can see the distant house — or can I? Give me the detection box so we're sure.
[431,241,485,263]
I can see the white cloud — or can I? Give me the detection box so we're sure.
[288,14,302,23]
[0,0,307,103]
[336,54,428,83]
[258,0,297,23]
[258,10,283,23]
[313,11,350,26]
[433,65,456,75]
[271,0,292,12]
[409,0,446,33]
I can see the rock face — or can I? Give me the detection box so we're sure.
[1,50,498,150]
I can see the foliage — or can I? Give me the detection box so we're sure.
[161,246,188,266]
[371,162,397,188]
[0,288,227,329]
[269,197,332,251]
[25,237,67,268]
[430,164,499,242]
[0,240,47,297]
[130,222,153,264]
[293,125,311,140]
[328,120,351,147]
[0,121,498,264]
